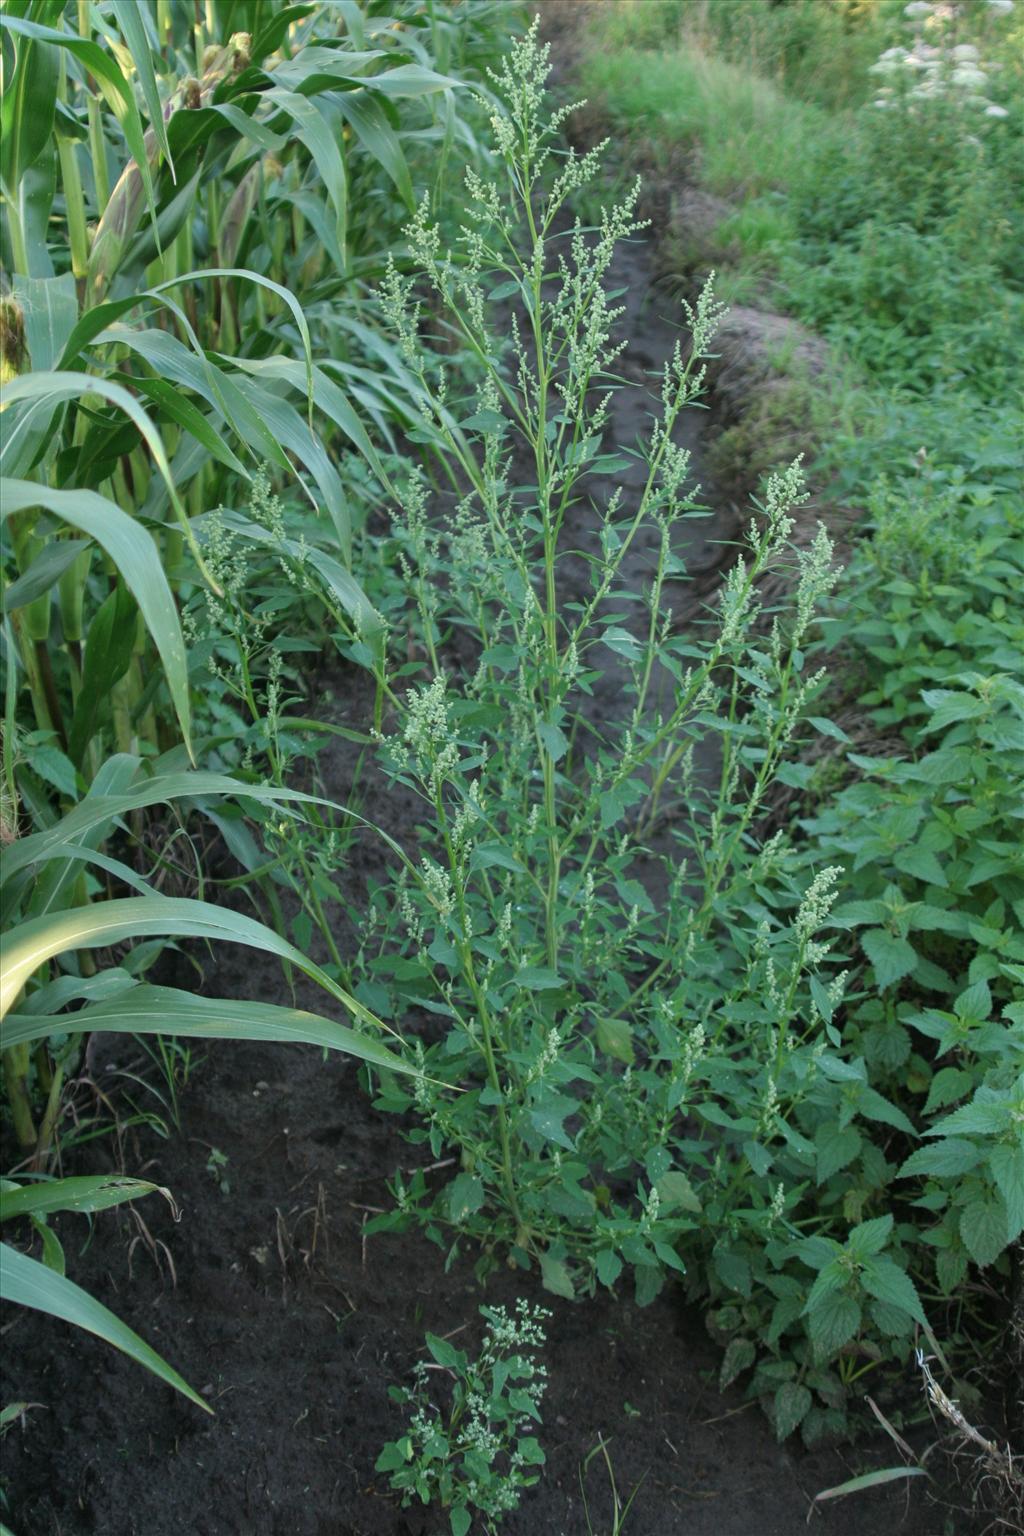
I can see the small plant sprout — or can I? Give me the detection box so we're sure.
[376,1300,550,1535]
[580,1436,644,1536]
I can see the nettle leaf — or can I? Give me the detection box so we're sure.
[928,1090,1011,1139]
[954,978,992,1022]
[960,1197,1008,1267]
[861,929,918,989]
[713,1245,752,1298]
[924,1067,975,1115]
[860,1258,927,1328]
[920,688,987,731]
[719,1335,756,1389]
[904,746,975,785]
[774,1381,813,1441]
[807,1291,861,1360]
[893,846,948,887]
[858,1087,916,1136]
[846,1214,893,1260]
[987,1144,1024,1242]
[936,1248,969,1295]
[815,1123,862,1184]
[900,1139,984,1180]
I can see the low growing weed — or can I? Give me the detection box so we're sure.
[377,1300,549,1536]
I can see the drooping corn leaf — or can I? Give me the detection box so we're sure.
[0,1241,210,1412]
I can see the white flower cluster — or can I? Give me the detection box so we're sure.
[870,1,1012,116]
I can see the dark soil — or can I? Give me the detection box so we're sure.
[0,26,968,1536]
[1,1000,960,1536]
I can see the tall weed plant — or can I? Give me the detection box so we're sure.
[313,30,954,1448]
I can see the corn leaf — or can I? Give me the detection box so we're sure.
[1,478,191,750]
[3,984,413,1074]
[0,1241,210,1412]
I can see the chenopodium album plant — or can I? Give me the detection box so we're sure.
[377,1299,549,1536]
[347,23,854,1329]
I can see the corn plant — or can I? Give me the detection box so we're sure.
[0,0,494,1409]
[0,0,503,1159]
[0,754,414,1398]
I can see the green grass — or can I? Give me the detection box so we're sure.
[582,42,843,196]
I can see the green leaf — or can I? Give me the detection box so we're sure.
[0,1241,208,1412]
[893,846,947,887]
[268,88,348,257]
[0,898,394,1042]
[450,1508,471,1536]
[335,88,414,211]
[447,1173,484,1224]
[515,967,563,991]
[4,357,187,525]
[68,582,137,767]
[595,1248,622,1287]
[900,1139,983,1179]
[656,1171,702,1214]
[924,1067,975,1115]
[861,929,918,989]
[425,1332,459,1368]
[109,0,173,177]
[807,1290,861,1360]
[774,1381,812,1440]
[814,1468,927,1506]
[0,16,58,190]
[815,1123,861,1184]
[375,1440,412,1472]
[596,1016,634,1065]
[537,721,569,763]
[2,537,89,613]
[989,1143,1024,1241]
[0,13,155,223]
[920,688,987,731]
[24,743,78,799]
[960,1196,1008,1267]
[860,1258,927,1327]
[12,273,77,372]
[539,1250,575,1300]
[719,1335,755,1389]
[0,1175,163,1223]
[3,985,409,1076]
[807,716,850,743]
[846,1214,893,1260]
[1,478,190,749]
[954,978,991,1022]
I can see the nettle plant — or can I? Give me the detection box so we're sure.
[346,17,856,1346]
[377,1300,549,1536]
